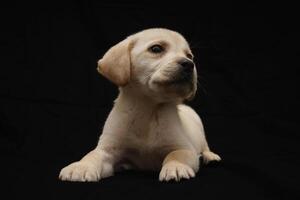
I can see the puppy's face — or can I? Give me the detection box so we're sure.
[130,29,197,102]
[98,28,197,102]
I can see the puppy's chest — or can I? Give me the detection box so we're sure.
[124,115,168,166]
[125,107,180,150]
[128,116,162,147]
[123,130,166,170]
[120,106,181,169]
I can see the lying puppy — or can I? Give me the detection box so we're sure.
[59,28,221,182]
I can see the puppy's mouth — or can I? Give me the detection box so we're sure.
[155,72,193,86]
[168,73,193,84]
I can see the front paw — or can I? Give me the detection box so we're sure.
[59,161,100,182]
[159,161,195,182]
[202,151,221,164]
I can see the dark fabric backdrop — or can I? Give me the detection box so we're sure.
[1,1,299,199]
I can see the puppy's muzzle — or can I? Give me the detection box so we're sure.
[173,58,194,83]
[179,58,194,75]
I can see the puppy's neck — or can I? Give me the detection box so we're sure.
[115,85,157,111]
[113,85,180,138]
[114,85,178,113]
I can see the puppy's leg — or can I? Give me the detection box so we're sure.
[159,149,199,182]
[201,138,221,164]
[202,147,221,164]
[59,148,114,182]
[177,104,221,164]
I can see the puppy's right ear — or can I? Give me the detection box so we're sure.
[97,37,134,86]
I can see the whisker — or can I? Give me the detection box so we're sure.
[196,76,208,95]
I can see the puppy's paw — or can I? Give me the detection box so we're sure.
[59,161,100,182]
[159,161,195,182]
[202,151,221,164]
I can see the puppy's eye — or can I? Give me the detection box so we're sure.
[149,45,164,54]
[186,53,193,60]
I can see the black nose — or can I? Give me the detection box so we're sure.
[178,59,194,73]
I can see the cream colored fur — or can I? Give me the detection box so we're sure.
[59,28,220,182]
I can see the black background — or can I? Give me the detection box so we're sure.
[1,1,299,199]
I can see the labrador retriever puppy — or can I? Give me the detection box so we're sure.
[59,28,221,182]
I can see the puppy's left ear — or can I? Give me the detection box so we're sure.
[97,37,134,86]
[186,69,198,101]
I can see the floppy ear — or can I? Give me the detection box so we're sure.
[97,37,133,86]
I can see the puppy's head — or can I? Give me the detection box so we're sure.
[97,28,197,102]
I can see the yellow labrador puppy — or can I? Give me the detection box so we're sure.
[59,28,221,182]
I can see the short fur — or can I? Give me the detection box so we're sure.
[59,28,221,182]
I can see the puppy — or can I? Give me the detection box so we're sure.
[59,28,221,182]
